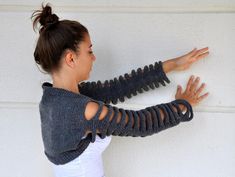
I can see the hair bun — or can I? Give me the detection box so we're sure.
[31,3,59,33]
[40,5,59,27]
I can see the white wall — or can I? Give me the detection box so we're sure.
[0,1,235,177]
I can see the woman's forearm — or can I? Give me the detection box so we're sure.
[162,59,176,73]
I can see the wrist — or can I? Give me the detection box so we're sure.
[179,104,187,112]
[162,59,177,73]
[172,104,186,113]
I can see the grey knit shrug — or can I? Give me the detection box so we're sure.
[39,61,194,165]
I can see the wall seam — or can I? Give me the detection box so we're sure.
[0,4,235,13]
[0,101,234,113]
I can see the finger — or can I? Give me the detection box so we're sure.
[197,47,209,54]
[186,75,195,92]
[176,85,182,96]
[192,47,209,58]
[190,77,200,93]
[187,48,198,56]
[197,52,209,60]
[197,92,209,102]
[195,83,206,96]
[190,51,209,63]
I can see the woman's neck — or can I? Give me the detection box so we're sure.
[52,73,80,94]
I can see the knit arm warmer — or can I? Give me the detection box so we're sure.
[83,98,193,143]
[78,61,170,104]
[39,83,194,165]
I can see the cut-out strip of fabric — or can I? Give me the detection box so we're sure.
[84,99,193,143]
[78,61,170,104]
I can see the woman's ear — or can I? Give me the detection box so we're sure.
[64,50,77,68]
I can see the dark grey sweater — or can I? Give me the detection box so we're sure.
[39,61,194,165]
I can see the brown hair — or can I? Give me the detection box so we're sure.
[31,3,89,74]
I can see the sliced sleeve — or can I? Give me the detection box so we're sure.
[81,98,193,143]
[78,61,170,105]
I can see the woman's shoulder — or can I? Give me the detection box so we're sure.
[40,82,93,104]
[39,83,94,117]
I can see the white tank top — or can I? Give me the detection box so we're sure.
[52,135,112,177]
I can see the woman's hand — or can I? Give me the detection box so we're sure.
[173,47,209,71]
[175,75,209,110]
[162,47,209,73]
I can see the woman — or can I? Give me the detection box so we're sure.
[32,4,209,177]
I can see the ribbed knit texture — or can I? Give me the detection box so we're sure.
[78,61,170,104]
[39,61,194,165]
